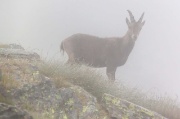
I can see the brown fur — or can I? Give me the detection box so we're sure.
[60,10,145,81]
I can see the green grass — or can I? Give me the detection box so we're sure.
[39,59,180,119]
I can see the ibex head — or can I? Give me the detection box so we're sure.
[126,10,145,41]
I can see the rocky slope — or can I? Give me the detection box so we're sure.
[0,44,168,119]
[0,103,33,119]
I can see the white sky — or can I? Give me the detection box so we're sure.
[0,0,180,98]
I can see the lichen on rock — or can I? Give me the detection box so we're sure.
[59,86,99,119]
[102,93,168,119]
[0,102,33,119]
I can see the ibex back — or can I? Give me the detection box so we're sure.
[60,10,145,81]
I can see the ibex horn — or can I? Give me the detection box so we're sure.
[138,12,144,23]
[127,10,135,23]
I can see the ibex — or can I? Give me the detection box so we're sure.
[60,10,145,81]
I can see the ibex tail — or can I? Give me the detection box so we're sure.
[60,42,64,55]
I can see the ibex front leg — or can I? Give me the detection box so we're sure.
[106,66,117,81]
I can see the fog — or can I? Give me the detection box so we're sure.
[0,0,180,97]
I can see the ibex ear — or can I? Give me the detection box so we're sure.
[126,18,130,26]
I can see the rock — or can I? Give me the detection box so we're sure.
[0,54,41,88]
[0,43,171,119]
[9,44,25,50]
[0,44,24,50]
[0,44,40,60]
[58,86,99,119]
[0,103,33,119]
[101,93,168,119]
[12,76,62,113]
[0,69,2,81]
[0,49,40,59]
[13,76,99,119]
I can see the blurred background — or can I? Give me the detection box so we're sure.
[0,0,180,98]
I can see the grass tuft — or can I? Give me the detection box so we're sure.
[0,73,19,90]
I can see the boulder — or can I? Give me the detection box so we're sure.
[12,73,99,119]
[0,44,39,59]
[58,86,99,119]
[12,75,62,113]
[0,103,33,119]
[8,44,25,50]
[102,93,168,119]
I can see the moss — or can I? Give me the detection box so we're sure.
[111,98,120,105]
[128,103,135,110]
[122,116,129,119]
[102,94,166,119]
[140,108,154,117]
[103,116,108,119]
[82,106,88,113]
[65,98,74,106]
[63,114,68,119]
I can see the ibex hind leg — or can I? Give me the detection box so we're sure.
[64,46,76,65]
[106,66,117,82]
[65,51,81,66]
[66,53,76,65]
